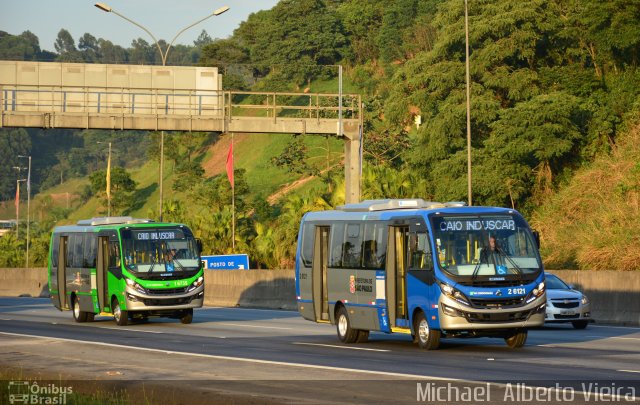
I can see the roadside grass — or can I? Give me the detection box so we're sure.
[531,116,640,270]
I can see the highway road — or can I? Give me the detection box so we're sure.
[1,297,639,404]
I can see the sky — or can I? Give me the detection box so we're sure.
[1,0,280,52]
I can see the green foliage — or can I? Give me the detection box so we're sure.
[89,167,137,215]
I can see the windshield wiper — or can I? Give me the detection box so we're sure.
[147,254,158,274]
[471,247,487,280]
[172,257,186,271]
[494,246,524,283]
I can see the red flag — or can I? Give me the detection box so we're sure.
[226,142,234,189]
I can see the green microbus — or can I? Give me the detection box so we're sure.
[48,217,204,325]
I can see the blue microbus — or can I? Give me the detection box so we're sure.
[295,199,546,349]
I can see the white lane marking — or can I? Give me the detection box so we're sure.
[618,370,640,374]
[586,336,640,341]
[0,331,454,381]
[0,331,635,401]
[93,326,164,334]
[217,322,292,330]
[0,318,12,321]
[293,342,390,352]
[590,324,640,331]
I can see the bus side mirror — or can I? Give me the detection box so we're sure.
[196,238,203,255]
[532,231,540,249]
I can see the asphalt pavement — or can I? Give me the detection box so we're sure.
[1,297,638,404]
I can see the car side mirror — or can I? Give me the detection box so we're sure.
[195,238,203,256]
[532,230,540,249]
[568,284,574,290]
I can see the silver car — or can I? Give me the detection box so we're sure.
[544,273,592,329]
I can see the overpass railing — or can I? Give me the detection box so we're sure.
[0,84,361,123]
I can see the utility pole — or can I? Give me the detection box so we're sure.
[18,155,31,268]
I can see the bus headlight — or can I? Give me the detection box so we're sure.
[125,277,145,294]
[439,282,470,306]
[188,276,204,292]
[526,282,545,304]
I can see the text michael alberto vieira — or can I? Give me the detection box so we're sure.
[417,382,637,402]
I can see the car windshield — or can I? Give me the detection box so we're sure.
[430,214,542,282]
[545,275,570,289]
[120,227,200,276]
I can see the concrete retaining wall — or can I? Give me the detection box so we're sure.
[1,268,638,325]
[0,268,49,298]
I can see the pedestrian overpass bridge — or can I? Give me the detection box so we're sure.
[0,61,363,202]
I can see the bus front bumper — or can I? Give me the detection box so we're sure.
[124,284,204,311]
[438,294,546,331]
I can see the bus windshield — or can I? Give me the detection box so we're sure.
[120,227,200,277]
[430,214,541,283]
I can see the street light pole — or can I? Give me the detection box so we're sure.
[464,0,473,207]
[95,3,230,222]
[18,155,31,268]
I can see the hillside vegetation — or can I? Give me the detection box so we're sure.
[1,0,639,269]
[532,108,640,271]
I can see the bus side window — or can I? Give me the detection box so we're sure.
[329,223,345,267]
[84,234,97,268]
[410,233,433,271]
[108,241,121,268]
[342,224,362,268]
[51,236,60,270]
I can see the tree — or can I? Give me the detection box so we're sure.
[0,129,31,200]
[89,167,137,215]
[54,29,82,62]
[78,33,100,62]
[193,30,213,48]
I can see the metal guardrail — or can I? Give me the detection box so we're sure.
[0,85,361,123]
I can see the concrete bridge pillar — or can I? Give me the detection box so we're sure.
[343,121,362,204]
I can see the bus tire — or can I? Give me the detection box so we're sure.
[356,330,369,343]
[414,312,440,350]
[336,306,358,343]
[572,320,588,330]
[72,296,88,323]
[505,329,527,348]
[112,298,129,326]
[180,309,193,324]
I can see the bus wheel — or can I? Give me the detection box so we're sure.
[336,306,358,343]
[356,330,369,343]
[112,298,129,326]
[505,329,527,348]
[72,296,88,323]
[414,312,440,350]
[180,309,193,324]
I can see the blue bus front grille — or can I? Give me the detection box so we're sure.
[470,297,525,309]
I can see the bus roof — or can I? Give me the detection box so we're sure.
[303,200,519,222]
[337,199,465,212]
[76,217,153,226]
[52,217,185,234]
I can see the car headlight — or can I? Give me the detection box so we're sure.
[581,295,589,305]
[439,282,470,306]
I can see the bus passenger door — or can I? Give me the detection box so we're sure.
[57,236,68,310]
[96,236,109,312]
[312,226,330,321]
[386,226,409,327]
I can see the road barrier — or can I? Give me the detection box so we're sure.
[0,268,638,325]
